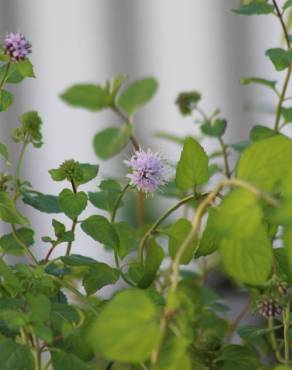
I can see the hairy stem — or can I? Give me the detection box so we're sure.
[272,0,292,132]
[11,224,38,265]
[219,137,231,178]
[138,194,196,263]
[0,59,11,90]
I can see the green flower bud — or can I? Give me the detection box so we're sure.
[175,91,201,116]
[0,173,10,191]
[58,159,83,182]
[12,111,43,147]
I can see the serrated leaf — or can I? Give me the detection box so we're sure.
[0,339,34,370]
[22,192,61,213]
[61,254,98,266]
[76,163,99,185]
[114,221,137,259]
[88,289,160,362]
[88,179,122,213]
[197,208,220,257]
[17,59,35,78]
[232,3,274,15]
[0,191,29,225]
[200,119,226,137]
[0,228,34,255]
[266,48,292,71]
[51,350,89,370]
[117,77,158,115]
[93,124,131,159]
[175,137,209,191]
[249,125,275,142]
[81,215,119,248]
[83,262,120,295]
[0,90,13,112]
[60,84,111,111]
[58,189,87,220]
[237,135,292,191]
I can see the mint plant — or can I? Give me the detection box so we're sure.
[1,2,292,369]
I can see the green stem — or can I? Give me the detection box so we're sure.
[269,317,286,364]
[283,302,290,364]
[66,180,77,256]
[138,194,196,263]
[272,0,292,132]
[112,106,140,150]
[0,59,11,90]
[15,142,28,182]
[219,137,231,178]
[11,224,38,265]
[110,183,130,223]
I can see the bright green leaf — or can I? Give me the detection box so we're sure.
[0,191,29,225]
[0,142,10,165]
[249,125,275,142]
[117,77,158,115]
[114,221,137,259]
[60,84,111,111]
[176,137,209,191]
[0,228,34,255]
[17,59,35,78]
[93,124,131,159]
[88,289,160,362]
[81,215,119,248]
[59,189,87,220]
[0,90,13,112]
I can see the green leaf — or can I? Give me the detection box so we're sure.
[60,84,111,111]
[213,189,263,239]
[17,59,35,78]
[175,138,209,191]
[76,163,99,185]
[0,227,34,255]
[218,344,259,370]
[51,303,80,332]
[0,259,21,295]
[152,336,191,370]
[237,135,292,191]
[164,218,196,264]
[0,142,10,165]
[26,293,51,323]
[138,239,164,289]
[229,140,250,153]
[0,339,34,370]
[232,3,274,15]
[249,125,275,142]
[283,0,292,10]
[117,77,158,115]
[200,119,226,137]
[93,124,131,159]
[197,208,220,257]
[81,215,119,248]
[0,191,29,225]
[282,107,292,124]
[240,77,277,91]
[22,192,61,213]
[114,221,137,259]
[266,48,292,71]
[0,63,23,84]
[88,289,160,362]
[0,90,13,112]
[88,179,122,213]
[220,225,272,285]
[61,254,98,266]
[51,351,89,370]
[59,189,87,220]
[83,262,120,295]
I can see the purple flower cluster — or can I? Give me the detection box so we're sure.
[4,32,31,61]
[125,148,168,193]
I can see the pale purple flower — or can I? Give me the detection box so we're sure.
[125,148,168,193]
[4,32,31,61]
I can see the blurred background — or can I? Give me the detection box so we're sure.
[0,1,286,317]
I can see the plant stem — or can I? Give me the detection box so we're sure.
[283,302,290,364]
[66,180,77,256]
[138,194,196,263]
[112,105,140,150]
[169,178,278,295]
[11,224,38,265]
[272,0,292,132]
[269,317,286,364]
[0,59,11,90]
[15,143,28,182]
[219,137,231,178]
[226,295,251,342]
[110,183,130,223]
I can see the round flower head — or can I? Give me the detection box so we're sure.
[125,148,168,194]
[4,32,31,61]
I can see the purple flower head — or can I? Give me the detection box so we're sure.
[4,32,31,61]
[125,148,168,193]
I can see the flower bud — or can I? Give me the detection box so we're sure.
[4,32,31,61]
